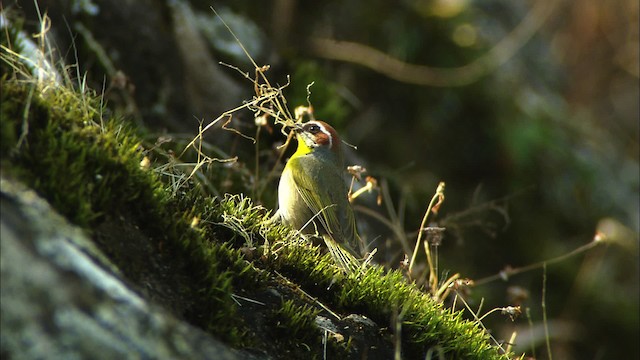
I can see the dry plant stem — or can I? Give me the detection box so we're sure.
[181,7,298,175]
[475,297,485,320]
[505,331,518,355]
[354,205,410,254]
[382,180,411,255]
[347,176,356,199]
[408,182,445,276]
[477,306,507,322]
[17,85,34,149]
[211,7,276,96]
[32,6,55,84]
[322,330,328,360]
[453,290,505,352]
[230,293,266,306]
[422,240,437,292]
[353,178,411,255]
[274,271,342,320]
[473,239,601,286]
[195,20,293,134]
[349,180,373,200]
[433,272,459,301]
[526,307,536,358]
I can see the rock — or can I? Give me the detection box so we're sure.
[0,177,256,360]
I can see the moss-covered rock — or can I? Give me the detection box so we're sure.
[0,24,511,360]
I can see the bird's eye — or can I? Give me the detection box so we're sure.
[307,124,320,134]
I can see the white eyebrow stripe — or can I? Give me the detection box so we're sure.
[314,122,332,148]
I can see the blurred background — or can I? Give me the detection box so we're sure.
[11,0,639,358]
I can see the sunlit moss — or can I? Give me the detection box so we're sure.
[1,18,510,358]
[212,195,511,359]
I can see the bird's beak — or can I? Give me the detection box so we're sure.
[293,123,304,133]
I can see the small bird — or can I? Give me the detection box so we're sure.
[275,120,362,268]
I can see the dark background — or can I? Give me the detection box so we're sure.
[12,0,639,358]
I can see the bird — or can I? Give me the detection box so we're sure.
[274,120,362,270]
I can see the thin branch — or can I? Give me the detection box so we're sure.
[473,238,601,286]
[308,0,561,87]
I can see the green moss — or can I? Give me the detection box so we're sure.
[0,77,21,157]
[203,195,511,359]
[0,76,248,344]
[1,81,152,226]
[1,31,510,358]
[268,299,321,344]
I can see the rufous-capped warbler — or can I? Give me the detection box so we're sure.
[274,120,362,267]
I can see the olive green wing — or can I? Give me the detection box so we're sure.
[338,192,362,256]
[288,156,362,258]
[287,156,343,238]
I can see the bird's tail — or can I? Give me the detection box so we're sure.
[322,234,362,274]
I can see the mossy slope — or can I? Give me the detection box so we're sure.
[0,72,511,359]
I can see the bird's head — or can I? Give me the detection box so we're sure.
[293,120,342,158]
